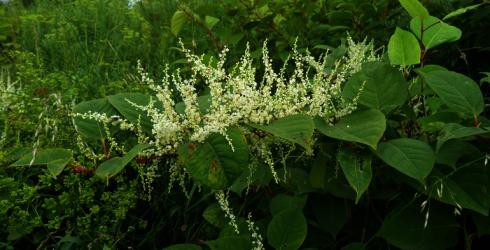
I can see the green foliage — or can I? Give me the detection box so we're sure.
[1,0,490,249]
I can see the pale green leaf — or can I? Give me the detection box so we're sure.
[388,27,421,65]
[399,0,429,18]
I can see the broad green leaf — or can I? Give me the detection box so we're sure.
[73,98,120,139]
[410,16,462,49]
[95,144,150,179]
[230,162,271,194]
[203,203,227,228]
[11,148,73,177]
[388,28,421,65]
[443,4,482,20]
[312,195,348,237]
[280,168,315,194]
[250,114,314,150]
[205,16,220,29]
[418,112,461,133]
[436,140,481,167]
[427,163,490,216]
[178,127,248,189]
[399,0,429,18]
[270,194,307,215]
[342,62,408,113]
[481,72,490,85]
[205,236,252,250]
[171,10,188,36]
[11,148,72,166]
[436,123,487,150]
[338,148,372,203]
[47,158,72,177]
[267,208,307,250]
[107,93,162,134]
[378,203,459,250]
[218,218,250,238]
[377,138,435,182]
[315,109,386,149]
[417,70,484,117]
[163,244,202,250]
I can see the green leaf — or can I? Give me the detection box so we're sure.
[312,195,348,237]
[399,0,429,18]
[107,93,162,134]
[250,114,314,150]
[443,4,482,20]
[417,70,484,117]
[270,194,307,215]
[342,62,408,113]
[203,203,227,228]
[95,144,150,179]
[163,244,202,250]
[205,236,252,250]
[315,109,386,149]
[205,16,220,29]
[47,158,72,177]
[427,163,490,216]
[377,138,435,182]
[338,148,372,203]
[178,127,248,189]
[436,123,487,150]
[472,212,490,236]
[11,148,72,166]
[267,208,307,250]
[11,148,73,177]
[171,10,188,36]
[436,140,481,168]
[410,16,462,49]
[378,203,459,250]
[388,28,421,65]
[73,98,120,139]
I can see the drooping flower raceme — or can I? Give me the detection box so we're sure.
[136,37,378,155]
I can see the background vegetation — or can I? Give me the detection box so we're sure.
[1,0,490,249]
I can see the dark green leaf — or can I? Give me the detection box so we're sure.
[95,144,150,179]
[203,203,227,228]
[312,195,348,237]
[107,93,162,134]
[73,98,120,139]
[250,114,314,150]
[443,4,482,20]
[267,208,307,250]
[178,127,248,189]
[315,109,386,149]
[378,203,459,250]
[338,148,372,203]
[436,123,487,150]
[427,163,490,216]
[377,138,435,182]
[342,62,408,113]
[417,70,484,117]
[171,10,188,36]
[342,243,366,250]
[270,194,307,215]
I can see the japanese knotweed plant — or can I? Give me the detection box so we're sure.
[67,36,377,188]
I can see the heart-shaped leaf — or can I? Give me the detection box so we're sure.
[410,16,462,49]
[377,138,435,182]
[338,148,372,203]
[388,27,421,65]
[267,208,307,250]
[315,109,386,149]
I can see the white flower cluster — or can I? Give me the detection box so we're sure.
[215,190,239,234]
[138,37,378,154]
[247,213,265,250]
